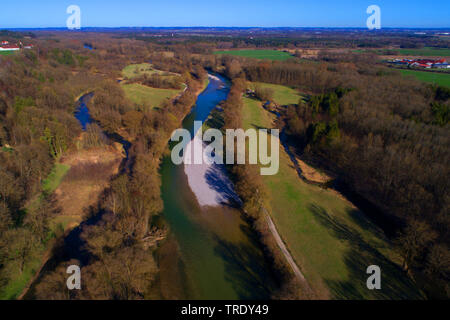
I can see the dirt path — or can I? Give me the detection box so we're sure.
[259,132,313,295]
[262,207,313,296]
[262,208,305,280]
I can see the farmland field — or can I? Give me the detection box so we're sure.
[214,49,292,61]
[395,47,450,57]
[241,84,423,299]
[354,47,450,57]
[400,69,450,87]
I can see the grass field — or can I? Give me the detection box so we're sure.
[214,49,292,61]
[400,69,450,87]
[122,63,178,79]
[122,83,184,109]
[395,47,450,57]
[121,63,184,109]
[241,84,423,299]
[1,146,14,152]
[0,51,16,56]
[354,47,450,58]
[249,82,303,105]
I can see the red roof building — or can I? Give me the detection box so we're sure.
[0,44,20,51]
[391,58,447,69]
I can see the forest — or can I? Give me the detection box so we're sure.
[234,57,449,298]
[0,29,448,300]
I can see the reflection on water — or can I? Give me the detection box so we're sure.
[74,93,94,130]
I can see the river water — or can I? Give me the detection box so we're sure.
[74,93,94,130]
[74,75,278,299]
[159,74,278,299]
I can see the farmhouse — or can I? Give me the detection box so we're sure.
[390,58,449,69]
[0,41,34,51]
[0,43,20,51]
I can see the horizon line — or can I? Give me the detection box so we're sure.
[3,26,450,30]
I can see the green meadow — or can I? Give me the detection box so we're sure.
[122,63,178,79]
[241,84,423,299]
[395,47,450,57]
[214,49,292,61]
[121,83,184,109]
[249,82,304,105]
[121,63,185,109]
[400,69,450,87]
[0,51,16,56]
[354,47,450,57]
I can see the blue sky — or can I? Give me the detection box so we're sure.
[0,0,449,28]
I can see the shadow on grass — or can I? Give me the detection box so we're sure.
[212,224,280,300]
[309,204,424,300]
[205,108,224,129]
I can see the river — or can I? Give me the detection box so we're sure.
[74,75,278,299]
[159,73,278,299]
